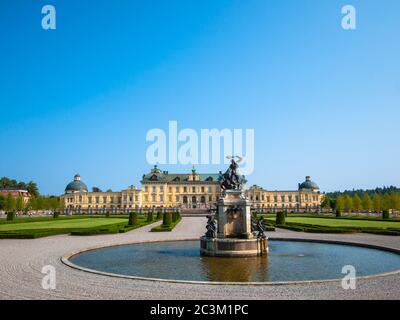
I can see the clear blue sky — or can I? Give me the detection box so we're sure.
[1,0,399,195]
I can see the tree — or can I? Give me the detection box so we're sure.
[26,181,39,197]
[0,178,39,197]
[343,195,353,212]
[321,196,331,209]
[372,193,382,212]
[4,193,16,212]
[361,193,372,211]
[0,194,5,210]
[352,194,362,212]
[15,195,24,212]
[335,195,345,211]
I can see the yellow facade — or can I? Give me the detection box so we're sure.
[245,185,323,211]
[61,170,323,212]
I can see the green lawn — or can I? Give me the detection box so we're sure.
[266,216,400,229]
[0,215,160,238]
[0,218,127,231]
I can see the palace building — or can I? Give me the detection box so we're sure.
[61,168,324,212]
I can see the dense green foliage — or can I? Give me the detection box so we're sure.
[0,177,39,197]
[382,210,390,220]
[128,212,138,226]
[276,212,286,225]
[147,212,153,222]
[323,189,400,212]
[163,212,172,226]
[7,211,15,221]
[152,214,181,232]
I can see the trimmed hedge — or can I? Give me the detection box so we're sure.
[382,210,390,220]
[335,209,342,218]
[147,212,153,222]
[163,212,172,226]
[276,212,286,225]
[128,212,137,226]
[7,212,15,221]
[152,215,181,232]
[53,212,60,219]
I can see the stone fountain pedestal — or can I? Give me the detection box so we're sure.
[200,190,268,257]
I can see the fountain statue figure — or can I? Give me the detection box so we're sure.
[220,156,246,191]
[200,157,268,257]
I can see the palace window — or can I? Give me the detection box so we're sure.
[152,195,156,202]
[88,197,92,204]
[281,196,285,202]
[209,196,212,202]
[103,196,107,203]
[160,195,164,202]
[208,186,212,193]
[176,187,180,193]
[192,187,196,193]
[176,195,179,202]
[160,186,164,192]
[169,195,172,202]
[201,186,205,193]
[183,187,187,192]
[152,186,156,193]
[169,187,172,193]
[274,196,278,202]
[144,186,148,192]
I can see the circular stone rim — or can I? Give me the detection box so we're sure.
[61,238,400,286]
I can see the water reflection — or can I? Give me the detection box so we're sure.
[70,240,400,283]
[201,256,268,282]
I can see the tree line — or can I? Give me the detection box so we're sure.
[322,190,400,212]
[0,194,64,212]
[0,177,40,197]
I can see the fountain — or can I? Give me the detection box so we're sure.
[200,156,268,257]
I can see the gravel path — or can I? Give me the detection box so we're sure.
[0,217,399,300]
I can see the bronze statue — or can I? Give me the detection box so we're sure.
[205,215,217,238]
[256,216,267,238]
[220,156,245,190]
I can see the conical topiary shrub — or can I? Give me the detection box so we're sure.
[128,212,137,226]
[163,212,172,226]
[7,211,15,221]
[276,212,285,225]
[382,210,390,220]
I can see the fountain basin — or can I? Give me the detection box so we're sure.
[64,239,400,283]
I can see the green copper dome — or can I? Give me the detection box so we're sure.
[298,176,319,190]
[65,174,88,193]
